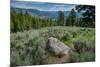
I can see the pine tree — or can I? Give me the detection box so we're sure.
[76,5,95,27]
[66,9,77,26]
[58,11,65,26]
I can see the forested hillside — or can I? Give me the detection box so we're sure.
[11,5,95,32]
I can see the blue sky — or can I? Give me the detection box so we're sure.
[11,0,76,11]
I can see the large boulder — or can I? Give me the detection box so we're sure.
[47,37,71,57]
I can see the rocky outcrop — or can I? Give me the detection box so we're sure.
[47,37,71,57]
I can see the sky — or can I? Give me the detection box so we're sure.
[11,0,76,11]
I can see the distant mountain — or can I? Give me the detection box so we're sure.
[11,7,81,19]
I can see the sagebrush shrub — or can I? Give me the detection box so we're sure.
[10,26,95,65]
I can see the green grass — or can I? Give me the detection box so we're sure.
[10,26,95,66]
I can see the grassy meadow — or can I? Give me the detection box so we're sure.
[11,26,95,66]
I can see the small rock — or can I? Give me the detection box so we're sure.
[47,37,71,57]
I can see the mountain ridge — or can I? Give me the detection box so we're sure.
[11,7,81,19]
